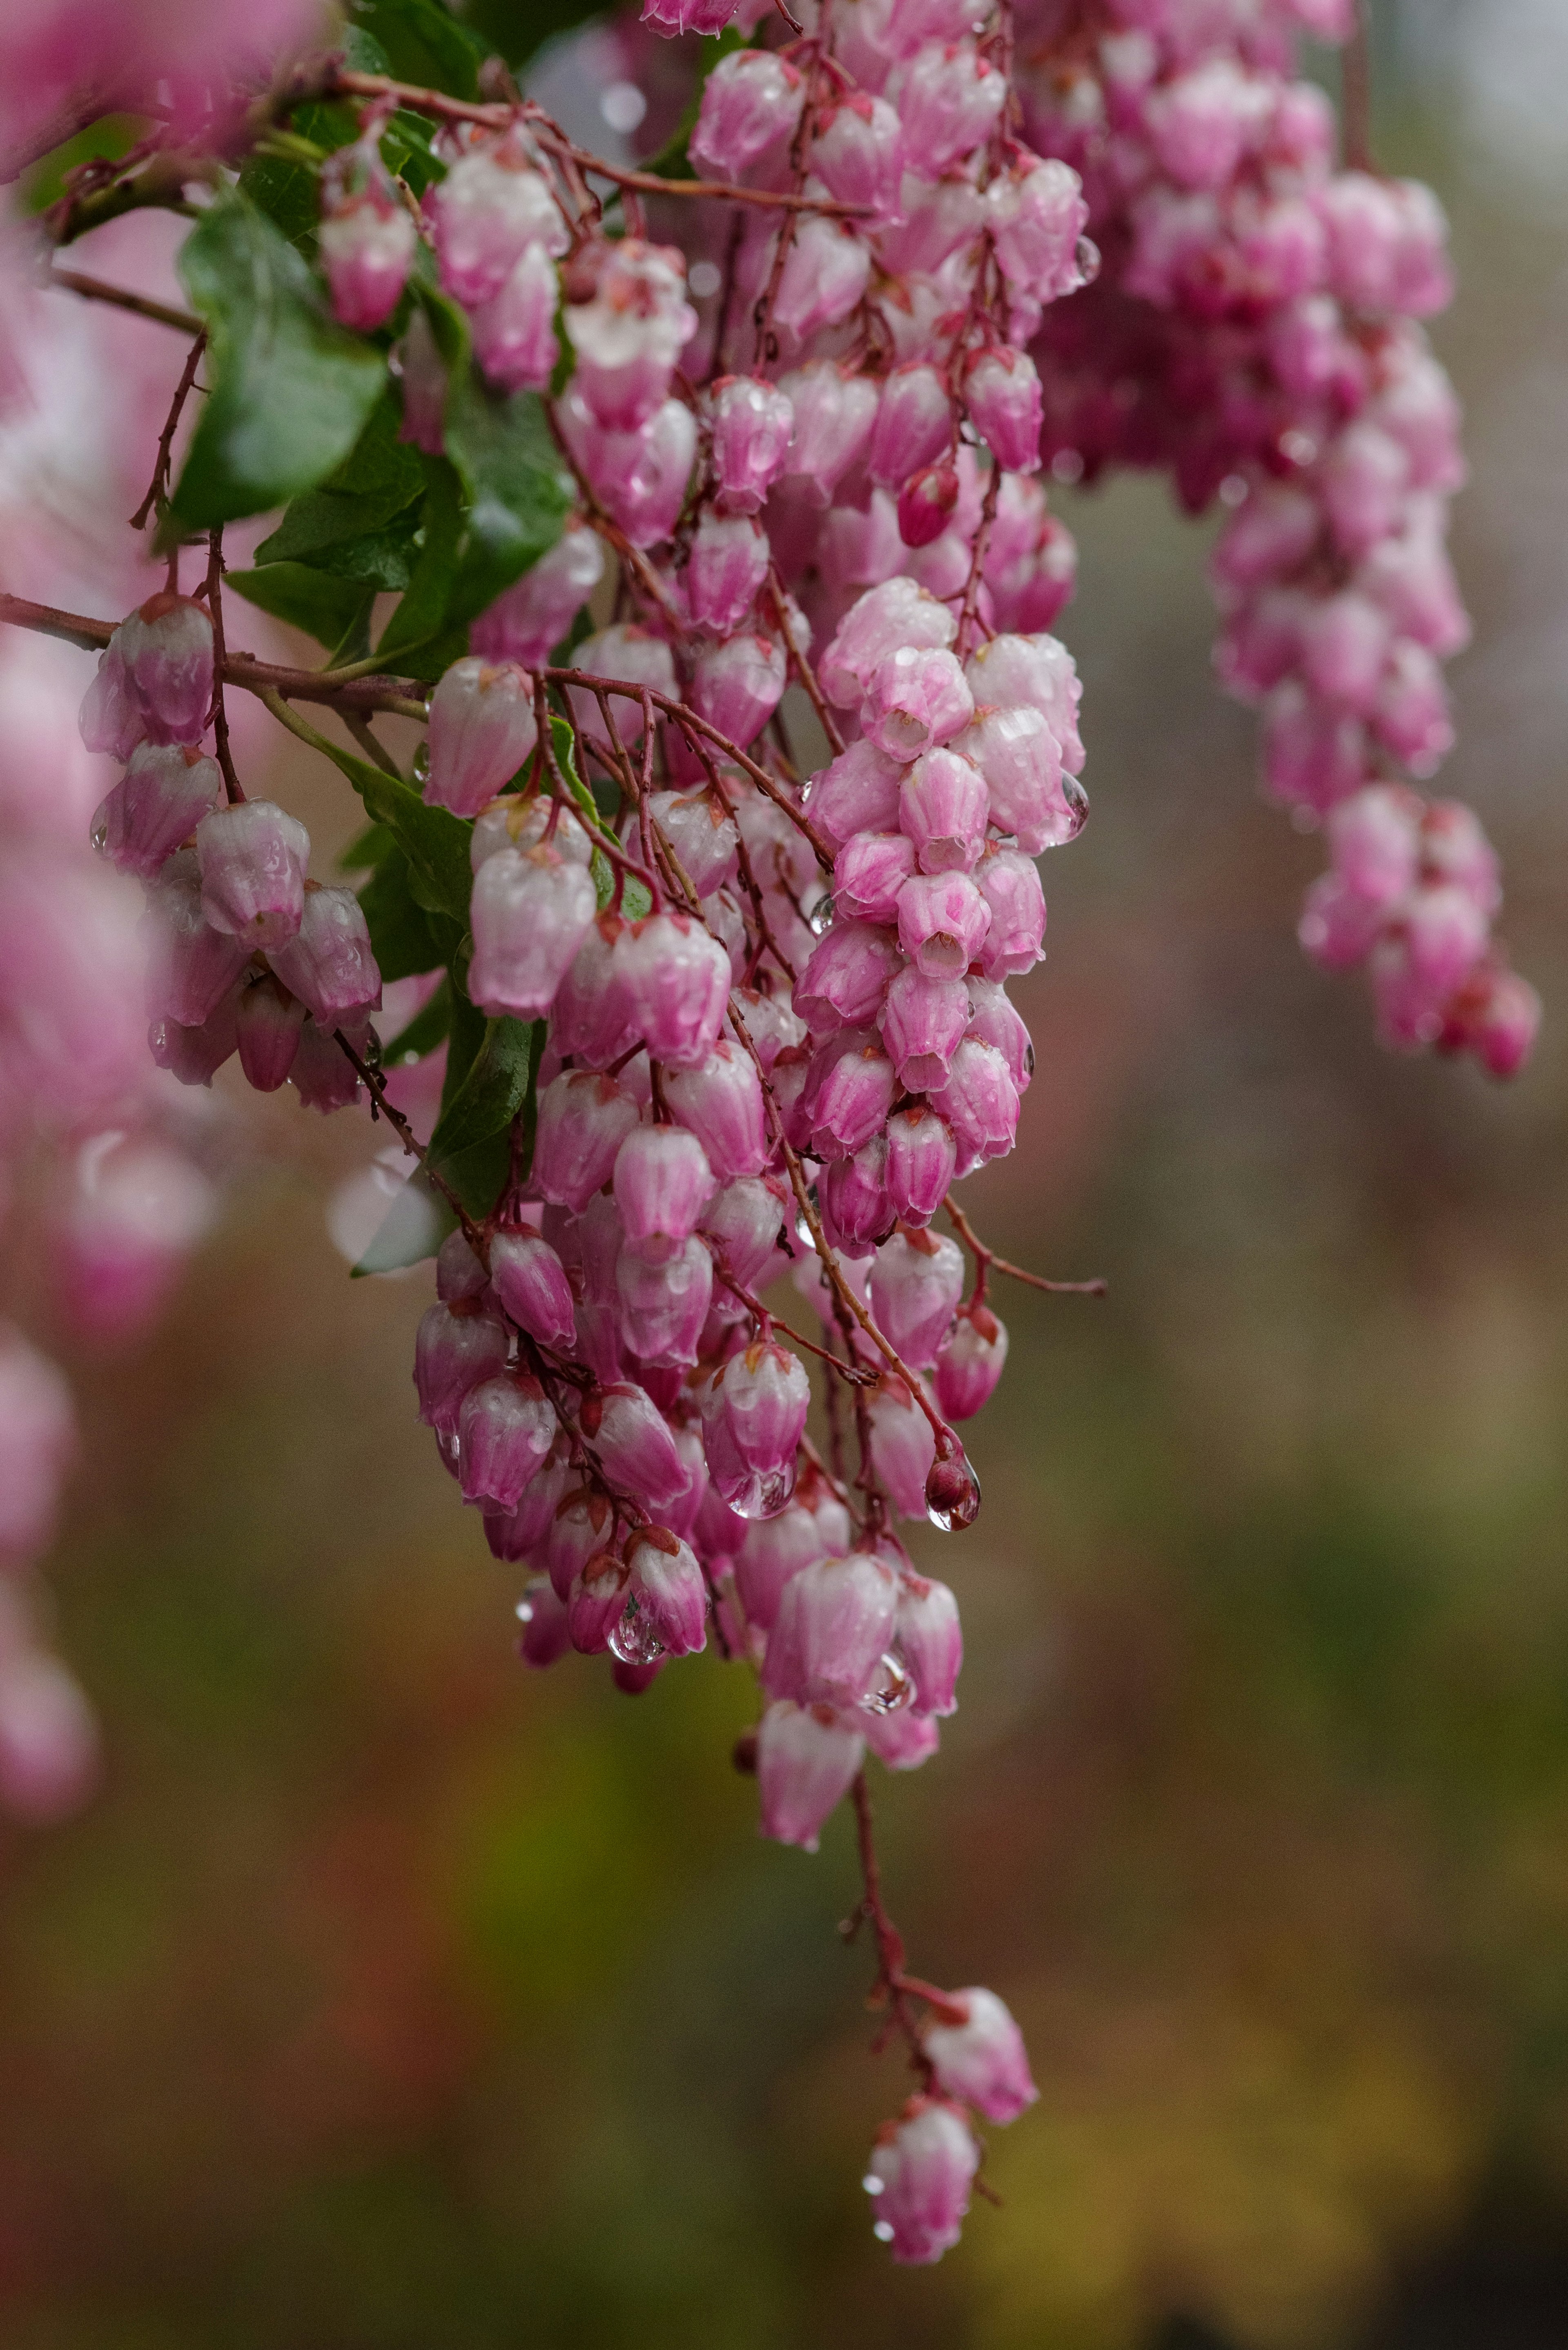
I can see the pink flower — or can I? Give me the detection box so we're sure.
[777,361,880,504]
[93,742,222,879]
[488,1229,577,1351]
[236,975,303,1092]
[319,152,417,333]
[821,578,956,712]
[689,49,804,181]
[195,800,310,951]
[764,1549,898,1706]
[834,830,917,927]
[581,1382,690,1512]
[772,217,873,343]
[929,1037,1019,1170]
[880,966,969,1093]
[986,154,1091,303]
[616,1232,713,1367]
[533,1071,641,1212]
[964,347,1044,473]
[869,1228,965,1368]
[886,39,1005,172]
[458,1373,559,1509]
[471,521,606,669]
[564,239,697,432]
[626,1526,708,1656]
[690,632,786,749]
[468,846,597,1019]
[613,1124,715,1255]
[975,847,1046,978]
[885,1104,957,1226]
[811,92,904,216]
[699,1337,811,1518]
[862,647,974,762]
[896,869,991,980]
[433,140,567,309]
[756,1699,865,1851]
[709,375,795,514]
[796,921,903,1037]
[414,1303,510,1434]
[900,747,989,874]
[893,1572,962,1715]
[615,912,733,1067]
[664,1041,769,1180]
[426,657,540,817]
[268,883,380,1026]
[470,244,561,394]
[864,2098,980,2263]
[687,508,770,635]
[924,1986,1038,2123]
[934,1298,1008,1419]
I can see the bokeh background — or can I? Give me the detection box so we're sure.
[5,3,1568,2343]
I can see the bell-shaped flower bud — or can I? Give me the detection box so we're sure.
[764,1549,898,1706]
[886,39,1006,173]
[196,799,310,951]
[975,847,1045,979]
[290,1015,370,1113]
[821,578,956,712]
[929,1037,1019,1171]
[550,913,637,1068]
[897,463,960,550]
[149,996,241,1088]
[687,508,770,636]
[737,1506,831,1633]
[82,594,214,755]
[870,1228,964,1368]
[821,1135,895,1257]
[662,1040,768,1180]
[426,657,540,816]
[710,375,795,514]
[268,882,381,1025]
[923,1986,1037,2123]
[94,742,222,879]
[396,305,448,455]
[896,870,991,980]
[701,1173,791,1290]
[564,238,697,432]
[568,1550,631,1654]
[236,972,305,1092]
[864,1704,941,1772]
[485,1442,569,1561]
[777,361,878,505]
[613,1123,715,1256]
[865,1375,937,1518]
[834,829,917,927]
[795,922,903,1037]
[561,394,699,551]
[885,1105,956,1227]
[863,647,974,762]
[543,1485,617,1600]
[894,1572,962,1715]
[614,912,733,1068]
[0,1327,76,1565]
[143,851,252,1027]
[869,363,953,488]
[811,93,904,216]
[900,748,988,874]
[515,1576,572,1669]
[533,1070,641,1211]
[964,631,1085,775]
[700,1337,811,1519]
[864,2098,980,2262]
[616,1233,713,1367]
[489,1229,576,1351]
[964,977,1031,1093]
[756,1699,865,1851]
[649,787,739,898]
[986,154,1091,303]
[772,216,872,344]
[472,792,593,875]
[433,140,568,308]
[690,632,787,750]
[626,1526,708,1656]
[879,967,968,1093]
[459,1373,559,1509]
[811,1036,898,1160]
[469,845,598,1018]
[955,704,1083,852]
[470,241,560,394]
[642,0,746,37]
[690,48,804,180]
[808,739,906,848]
[471,519,606,669]
[414,1301,510,1434]
[964,346,1043,473]
[933,1298,1008,1420]
[319,149,418,332]
[581,1381,690,1512]
[437,1229,491,1308]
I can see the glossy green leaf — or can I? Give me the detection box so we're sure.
[169,194,388,530]
[428,1007,540,1217]
[358,847,461,981]
[226,563,374,651]
[302,726,471,924]
[350,0,491,97]
[382,975,452,1061]
[254,394,426,582]
[375,457,468,680]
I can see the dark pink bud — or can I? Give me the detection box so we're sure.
[437,1229,491,1307]
[820,578,956,713]
[689,49,804,181]
[701,1173,792,1290]
[896,870,991,980]
[544,1485,617,1600]
[568,1551,632,1654]
[1450,965,1541,1079]
[811,92,904,216]
[894,1571,962,1716]
[150,993,241,1089]
[690,632,786,750]
[709,376,795,514]
[811,1037,897,1160]
[469,845,597,1018]
[143,851,251,1028]
[236,973,304,1091]
[795,920,903,1037]
[486,1448,569,1561]
[533,1071,640,1212]
[581,1381,690,1512]
[897,465,961,552]
[699,1337,811,1518]
[864,2097,980,2263]
[196,799,310,951]
[458,1373,558,1509]
[427,657,540,816]
[93,742,222,878]
[626,1526,709,1657]
[821,1135,896,1256]
[616,1233,713,1367]
[319,165,417,333]
[664,1040,768,1180]
[924,1988,1037,2123]
[880,966,968,1093]
[489,1229,576,1351]
[870,1228,964,1369]
[516,1576,572,1669]
[833,829,917,928]
[686,508,769,635]
[975,847,1045,979]
[615,912,733,1068]
[756,1699,865,1851]
[288,1016,366,1113]
[613,1125,714,1255]
[269,882,381,1024]
[900,748,988,875]
[964,347,1043,474]
[764,1549,898,1707]
[414,1301,510,1434]
[885,1106,956,1227]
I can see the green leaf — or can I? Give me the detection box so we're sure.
[350,0,492,97]
[383,975,452,1061]
[226,562,374,651]
[428,1007,540,1218]
[23,113,147,215]
[547,715,652,920]
[341,821,395,872]
[358,846,460,981]
[169,193,388,530]
[443,366,574,626]
[253,391,425,579]
[375,457,468,679]
[298,725,471,924]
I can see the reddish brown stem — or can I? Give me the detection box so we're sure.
[944,1193,1107,1298]
[130,326,206,529]
[201,530,245,805]
[48,267,203,336]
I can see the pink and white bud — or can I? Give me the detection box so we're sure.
[568,1551,631,1654]
[533,1071,641,1211]
[690,633,787,749]
[560,396,698,551]
[689,49,804,180]
[924,1988,1037,2123]
[433,142,567,308]
[834,829,917,927]
[963,632,1085,774]
[581,1381,690,1511]
[291,1016,368,1114]
[811,1037,898,1159]
[471,793,593,876]
[862,647,974,762]
[151,996,242,1090]
[1261,684,1369,815]
[700,1338,811,1518]
[897,463,960,551]
[426,657,540,816]
[458,1373,558,1509]
[929,1037,1019,1170]
[900,748,989,874]
[544,1486,617,1600]
[778,361,880,505]
[627,1526,709,1656]
[615,913,733,1068]
[975,847,1046,978]
[880,966,969,1092]
[268,883,381,1024]
[896,870,991,980]
[756,1699,865,1851]
[664,1041,768,1180]
[470,242,560,394]
[687,508,770,636]
[933,1298,1007,1420]
[650,787,740,896]
[821,1136,896,1255]
[616,1234,713,1366]
[820,579,956,712]
[811,93,904,216]
[94,742,222,879]
[319,169,417,333]
[489,1229,577,1351]
[614,1124,715,1256]
[469,846,597,1018]
[236,974,304,1091]
[437,1230,491,1308]
[894,1572,962,1715]
[83,594,214,754]
[887,39,1006,172]
[986,154,1091,302]
[564,239,697,432]
[771,217,872,344]
[885,1105,957,1227]
[808,740,906,848]
[1372,642,1453,776]
[764,1549,899,1706]
[471,520,606,669]
[964,347,1043,473]
[196,799,309,951]
[737,1506,832,1632]
[710,375,795,514]
[701,1173,792,1290]
[869,363,953,488]
[870,1228,964,1367]
[414,1302,510,1434]
[865,1376,937,1517]
[865,2098,979,2264]
[796,921,903,1037]
[863,1704,941,1772]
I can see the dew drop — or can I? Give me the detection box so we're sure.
[806,891,835,938]
[412,741,431,782]
[89,815,109,854]
[608,1600,666,1667]
[862,2175,885,2196]
[434,1425,462,1480]
[514,1594,535,1625]
[861,1650,913,1716]
[925,1442,980,1531]
[1074,234,1101,286]
[873,2221,895,2242]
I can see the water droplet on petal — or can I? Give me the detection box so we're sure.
[89,815,109,854]
[434,1425,462,1479]
[862,2175,885,2196]
[807,892,835,938]
[1074,234,1101,286]
[861,1650,912,1716]
[925,1440,980,1531]
[608,1599,667,1667]
[873,2220,895,2242]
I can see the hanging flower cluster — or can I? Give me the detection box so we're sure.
[0,0,1535,2265]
